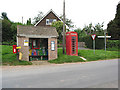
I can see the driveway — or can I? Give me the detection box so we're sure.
[2,59,118,88]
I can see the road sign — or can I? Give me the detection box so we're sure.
[98,36,111,38]
[91,34,96,40]
[91,34,96,54]
[97,35,111,52]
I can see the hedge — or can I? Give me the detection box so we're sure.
[83,35,105,49]
[2,41,16,46]
[107,40,120,48]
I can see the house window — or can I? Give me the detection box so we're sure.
[51,41,55,51]
[46,19,56,25]
[32,39,39,49]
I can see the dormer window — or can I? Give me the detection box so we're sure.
[46,19,56,25]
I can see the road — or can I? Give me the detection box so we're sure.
[2,59,118,88]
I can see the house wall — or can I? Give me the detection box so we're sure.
[37,12,60,26]
[48,38,57,60]
[18,36,29,61]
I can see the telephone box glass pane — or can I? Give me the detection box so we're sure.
[72,36,76,54]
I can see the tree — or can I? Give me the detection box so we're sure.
[82,23,104,35]
[51,21,64,42]
[59,15,74,29]
[1,12,18,42]
[33,11,43,25]
[2,19,12,42]
[27,18,32,25]
[83,23,94,35]
[74,28,87,42]
[74,28,86,37]
[107,2,120,40]
[1,12,9,20]
[93,22,104,35]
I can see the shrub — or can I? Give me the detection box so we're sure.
[107,40,120,48]
[78,36,85,42]
[84,35,105,49]
[2,41,16,46]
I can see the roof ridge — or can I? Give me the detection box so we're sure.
[34,9,63,26]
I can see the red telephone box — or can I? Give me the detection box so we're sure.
[66,31,78,56]
[13,45,17,53]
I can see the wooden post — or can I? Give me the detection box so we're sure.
[63,0,65,54]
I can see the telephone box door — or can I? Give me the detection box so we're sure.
[66,31,78,56]
[71,36,76,55]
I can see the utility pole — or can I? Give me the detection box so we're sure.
[22,16,23,24]
[63,0,65,54]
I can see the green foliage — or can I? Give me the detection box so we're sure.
[74,28,87,42]
[49,48,119,64]
[2,41,16,45]
[84,35,105,49]
[59,15,74,28]
[78,49,119,61]
[1,12,19,42]
[2,19,14,42]
[1,12,9,20]
[106,40,120,51]
[51,21,64,42]
[107,3,120,40]
[48,48,85,64]
[33,11,43,25]
[83,23,104,35]
[75,23,104,42]
[83,23,93,35]
[1,12,33,43]
[94,22,104,35]
[2,45,32,65]
[27,18,32,25]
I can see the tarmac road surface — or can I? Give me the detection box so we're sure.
[2,59,118,88]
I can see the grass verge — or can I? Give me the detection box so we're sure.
[2,45,119,65]
[48,48,85,64]
[78,49,119,61]
[49,48,119,64]
[2,45,32,66]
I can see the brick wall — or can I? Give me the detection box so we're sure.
[18,36,58,61]
[18,36,29,61]
[48,38,57,60]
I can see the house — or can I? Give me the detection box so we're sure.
[34,9,63,27]
[17,25,58,61]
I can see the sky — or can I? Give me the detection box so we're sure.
[0,0,119,29]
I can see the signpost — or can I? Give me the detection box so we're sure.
[97,34,111,52]
[91,34,96,54]
[98,32,111,59]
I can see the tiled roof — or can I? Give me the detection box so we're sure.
[17,25,58,38]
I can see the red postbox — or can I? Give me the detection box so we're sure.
[66,31,78,56]
[13,45,17,53]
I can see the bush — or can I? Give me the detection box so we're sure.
[2,41,16,46]
[84,35,104,49]
[106,40,120,51]
[107,40,119,48]
[78,36,85,42]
